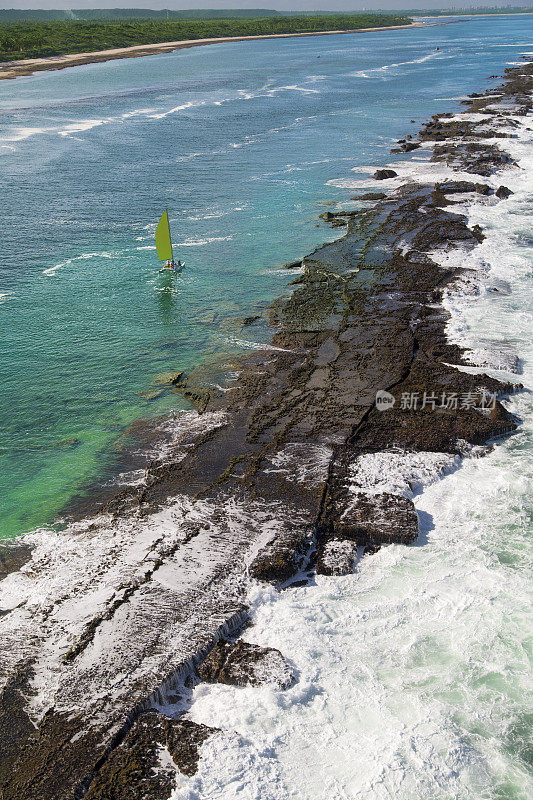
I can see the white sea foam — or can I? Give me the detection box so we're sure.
[175,236,233,247]
[120,107,157,119]
[348,52,443,79]
[221,337,294,353]
[0,491,311,730]
[270,84,320,94]
[0,126,49,143]
[266,443,333,486]
[169,70,533,800]
[175,151,205,162]
[148,79,322,120]
[175,422,533,798]
[149,100,208,120]
[141,409,227,465]
[58,119,105,136]
[42,250,118,275]
[346,451,461,499]
[1,107,162,144]
[0,410,232,713]
[56,108,158,136]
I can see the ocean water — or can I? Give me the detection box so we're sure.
[0,15,531,800]
[1,14,531,537]
[171,117,533,799]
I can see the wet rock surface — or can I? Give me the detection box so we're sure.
[197,639,294,688]
[434,180,491,195]
[321,491,419,549]
[373,168,398,179]
[0,61,530,799]
[391,141,421,153]
[0,543,32,583]
[351,191,387,201]
[84,714,218,799]
[496,184,514,198]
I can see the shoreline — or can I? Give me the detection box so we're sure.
[0,22,426,81]
[422,11,533,19]
[0,59,530,800]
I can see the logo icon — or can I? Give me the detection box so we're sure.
[375,390,396,412]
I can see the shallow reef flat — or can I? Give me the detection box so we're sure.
[0,60,530,800]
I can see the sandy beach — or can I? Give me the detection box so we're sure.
[0,22,425,81]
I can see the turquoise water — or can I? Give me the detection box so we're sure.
[0,15,531,537]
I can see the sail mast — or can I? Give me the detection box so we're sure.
[167,208,173,260]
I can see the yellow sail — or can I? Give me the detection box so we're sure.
[155,210,173,261]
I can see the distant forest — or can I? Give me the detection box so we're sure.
[0,9,283,22]
[0,14,412,62]
[0,7,530,23]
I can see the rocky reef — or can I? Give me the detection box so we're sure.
[197,639,294,689]
[0,61,530,799]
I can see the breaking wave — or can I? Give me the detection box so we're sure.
[168,77,533,800]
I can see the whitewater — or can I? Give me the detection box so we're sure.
[167,81,533,800]
[1,14,532,538]
[0,15,531,800]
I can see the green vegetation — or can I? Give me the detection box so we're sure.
[0,14,411,62]
[0,8,283,23]
[0,7,530,25]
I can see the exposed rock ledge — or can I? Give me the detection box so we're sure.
[0,61,530,800]
[197,639,295,689]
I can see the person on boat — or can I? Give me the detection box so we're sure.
[160,258,183,272]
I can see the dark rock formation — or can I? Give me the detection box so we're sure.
[84,714,218,799]
[432,142,516,176]
[320,209,361,227]
[239,315,261,326]
[0,544,32,582]
[351,192,387,201]
[374,169,398,179]
[321,492,419,549]
[197,639,294,688]
[496,185,514,199]
[0,59,529,800]
[435,181,492,195]
[283,259,303,269]
[391,141,421,153]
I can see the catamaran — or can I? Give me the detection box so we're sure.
[156,209,183,272]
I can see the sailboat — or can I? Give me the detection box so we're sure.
[156,209,183,272]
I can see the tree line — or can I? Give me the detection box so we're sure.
[0,14,412,62]
[0,9,283,23]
